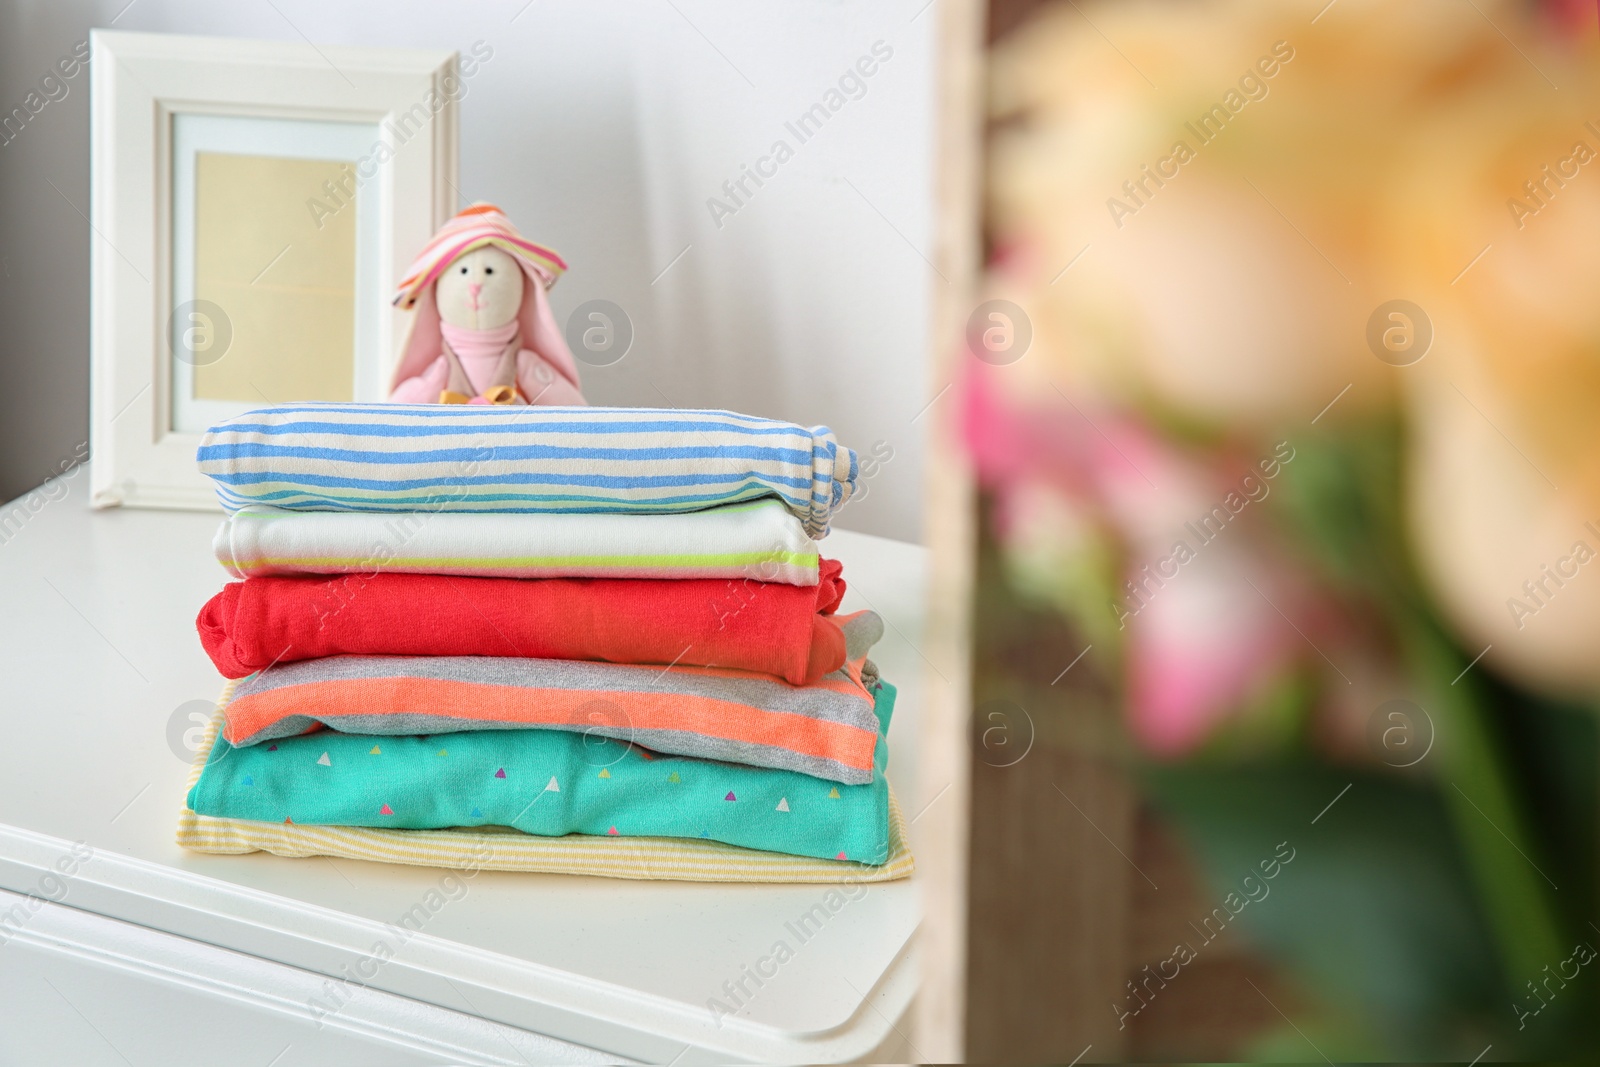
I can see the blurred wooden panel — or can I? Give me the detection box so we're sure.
[966,743,1139,1059]
[1126,811,1295,1061]
[965,521,1138,1060]
[1127,813,1253,967]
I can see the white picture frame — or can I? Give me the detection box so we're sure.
[89,30,459,510]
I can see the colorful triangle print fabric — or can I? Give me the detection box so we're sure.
[186,680,901,864]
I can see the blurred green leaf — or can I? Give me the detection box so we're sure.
[1143,762,1508,1057]
[1408,623,1567,990]
[1267,419,1422,615]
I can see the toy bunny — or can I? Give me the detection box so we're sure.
[389,203,586,406]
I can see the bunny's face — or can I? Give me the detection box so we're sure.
[434,246,524,330]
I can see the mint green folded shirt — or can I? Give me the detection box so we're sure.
[188,679,896,864]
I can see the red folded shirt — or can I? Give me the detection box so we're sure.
[197,561,848,686]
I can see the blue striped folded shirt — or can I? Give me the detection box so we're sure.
[196,404,859,538]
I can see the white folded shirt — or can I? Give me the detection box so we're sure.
[212,498,822,585]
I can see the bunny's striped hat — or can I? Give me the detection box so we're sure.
[392,203,567,310]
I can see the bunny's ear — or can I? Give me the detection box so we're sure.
[515,258,584,395]
[389,279,445,396]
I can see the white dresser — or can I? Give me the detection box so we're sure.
[0,467,923,1065]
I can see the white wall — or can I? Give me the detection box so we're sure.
[0,0,935,540]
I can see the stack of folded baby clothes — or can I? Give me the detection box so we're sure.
[175,402,913,882]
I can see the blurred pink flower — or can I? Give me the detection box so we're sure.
[1123,545,1301,756]
[962,357,1309,756]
